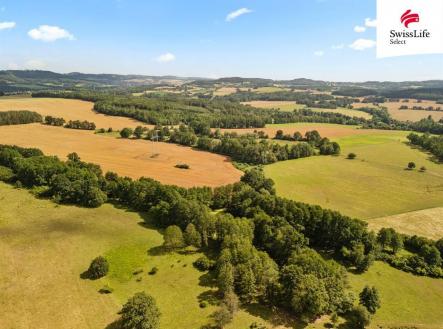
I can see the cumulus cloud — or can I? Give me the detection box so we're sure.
[28,25,75,42]
[365,18,377,27]
[0,21,16,30]
[226,8,252,22]
[314,50,324,57]
[156,52,176,63]
[354,25,366,33]
[349,38,376,51]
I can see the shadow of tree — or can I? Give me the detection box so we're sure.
[198,290,220,306]
[147,245,169,256]
[243,303,306,329]
[105,318,122,329]
[198,272,218,288]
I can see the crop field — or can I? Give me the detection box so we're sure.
[0,98,148,130]
[353,99,443,122]
[349,261,443,329]
[0,124,242,187]
[221,122,385,139]
[0,183,296,329]
[368,207,443,239]
[265,130,443,219]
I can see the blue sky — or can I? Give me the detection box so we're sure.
[0,0,442,81]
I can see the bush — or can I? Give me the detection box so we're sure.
[199,301,208,308]
[175,163,190,169]
[99,285,114,294]
[0,165,15,182]
[120,127,133,138]
[193,256,215,271]
[87,256,109,279]
[120,292,160,329]
[347,152,357,159]
[407,162,416,170]
[149,267,158,275]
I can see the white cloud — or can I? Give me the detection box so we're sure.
[354,25,366,33]
[365,18,377,28]
[7,63,19,70]
[226,8,252,22]
[331,44,344,50]
[0,21,16,30]
[156,52,176,63]
[24,59,47,70]
[28,25,75,42]
[314,50,324,57]
[349,38,376,51]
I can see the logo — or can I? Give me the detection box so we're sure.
[400,10,419,28]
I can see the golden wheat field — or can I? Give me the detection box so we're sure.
[0,98,149,130]
[0,124,242,187]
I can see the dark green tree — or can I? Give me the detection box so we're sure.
[359,286,381,314]
[120,292,160,329]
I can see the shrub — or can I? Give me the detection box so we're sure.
[420,166,427,172]
[87,256,109,279]
[99,285,114,294]
[407,162,416,170]
[175,163,190,169]
[149,267,158,275]
[199,301,208,308]
[193,256,215,271]
[120,127,133,138]
[120,292,160,329]
[133,269,143,275]
[0,165,15,182]
[163,225,185,249]
[347,152,357,159]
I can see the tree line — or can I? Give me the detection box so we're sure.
[1,144,442,326]
[0,110,42,125]
[44,116,96,130]
[407,132,443,161]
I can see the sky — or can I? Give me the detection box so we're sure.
[0,0,442,81]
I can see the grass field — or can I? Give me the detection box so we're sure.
[368,207,443,239]
[265,130,443,219]
[221,122,388,139]
[0,182,331,329]
[242,100,371,119]
[0,124,242,187]
[0,98,148,130]
[349,261,443,329]
[353,99,443,122]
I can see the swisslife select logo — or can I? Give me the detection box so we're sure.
[376,0,443,58]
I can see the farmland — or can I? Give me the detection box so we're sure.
[265,130,443,219]
[353,99,443,122]
[243,100,372,119]
[0,98,148,130]
[0,124,242,187]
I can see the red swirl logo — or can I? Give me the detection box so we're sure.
[401,10,419,28]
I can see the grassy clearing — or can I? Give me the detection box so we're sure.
[0,183,304,329]
[368,207,443,239]
[265,130,443,219]
[349,261,443,329]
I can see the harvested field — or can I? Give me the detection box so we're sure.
[353,99,443,122]
[0,124,242,187]
[0,98,149,130]
[368,207,443,240]
[220,122,385,139]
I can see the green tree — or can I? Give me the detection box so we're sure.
[359,286,381,314]
[407,162,416,170]
[133,126,146,139]
[163,225,185,249]
[183,223,202,248]
[391,233,404,254]
[120,292,160,329]
[87,256,109,279]
[120,127,133,138]
[377,228,393,250]
[351,305,371,329]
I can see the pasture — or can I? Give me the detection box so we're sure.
[0,97,148,130]
[353,99,443,122]
[0,124,242,187]
[368,207,443,239]
[265,130,443,219]
[0,183,291,329]
[349,261,443,329]
[242,100,372,119]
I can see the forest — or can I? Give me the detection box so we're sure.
[0,110,42,125]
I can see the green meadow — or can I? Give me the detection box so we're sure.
[265,129,443,219]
